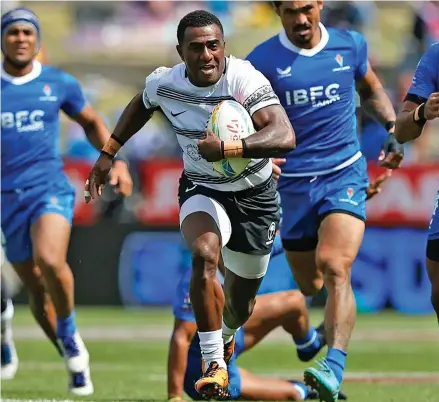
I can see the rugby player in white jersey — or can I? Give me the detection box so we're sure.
[85,9,295,400]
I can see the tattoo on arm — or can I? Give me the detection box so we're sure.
[358,87,396,127]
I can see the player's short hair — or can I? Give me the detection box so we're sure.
[177,10,224,45]
[272,1,282,8]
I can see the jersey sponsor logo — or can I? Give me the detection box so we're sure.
[1,110,45,132]
[333,54,351,72]
[285,83,340,107]
[276,66,292,78]
[39,84,58,102]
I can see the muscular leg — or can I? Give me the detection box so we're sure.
[317,213,363,351]
[31,214,73,319]
[221,249,271,366]
[298,213,362,401]
[222,268,263,339]
[181,212,224,335]
[242,291,309,351]
[284,249,323,296]
[12,260,60,354]
[426,255,439,324]
[181,210,229,398]
[30,213,93,395]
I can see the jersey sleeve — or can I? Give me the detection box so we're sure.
[142,66,170,109]
[407,44,438,100]
[349,30,368,80]
[61,73,88,117]
[230,60,280,116]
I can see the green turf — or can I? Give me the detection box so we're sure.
[2,307,438,401]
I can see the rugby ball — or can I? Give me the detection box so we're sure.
[207,100,253,177]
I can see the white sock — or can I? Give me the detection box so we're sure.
[293,384,306,400]
[1,299,14,321]
[1,300,14,344]
[222,319,239,344]
[198,329,226,370]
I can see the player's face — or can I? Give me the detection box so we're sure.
[177,24,226,87]
[275,1,323,48]
[3,24,37,67]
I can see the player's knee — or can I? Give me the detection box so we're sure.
[191,237,219,278]
[34,250,65,275]
[317,254,351,286]
[285,290,306,312]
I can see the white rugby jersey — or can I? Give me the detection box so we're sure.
[142,56,280,192]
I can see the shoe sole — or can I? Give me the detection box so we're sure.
[304,370,338,402]
[69,383,94,396]
[197,382,229,400]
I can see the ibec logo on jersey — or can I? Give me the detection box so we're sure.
[1,110,45,132]
[285,83,341,107]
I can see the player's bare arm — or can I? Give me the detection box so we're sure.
[395,93,439,143]
[85,92,155,202]
[71,104,113,151]
[198,105,295,161]
[168,319,197,401]
[356,61,403,169]
[72,104,133,197]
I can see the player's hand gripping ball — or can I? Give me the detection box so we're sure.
[201,100,253,177]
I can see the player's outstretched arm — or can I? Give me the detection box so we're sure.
[84,92,155,202]
[395,93,439,143]
[168,319,197,401]
[356,62,396,128]
[71,104,113,151]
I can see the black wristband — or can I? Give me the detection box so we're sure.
[110,134,125,146]
[385,121,395,132]
[413,103,427,127]
[220,141,225,159]
[101,150,114,159]
[241,139,248,158]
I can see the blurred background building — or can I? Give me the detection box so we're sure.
[3,1,438,314]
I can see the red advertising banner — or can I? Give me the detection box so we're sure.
[63,159,99,225]
[366,163,439,227]
[136,159,183,225]
[63,158,438,228]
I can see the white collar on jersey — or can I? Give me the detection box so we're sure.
[1,60,42,85]
[279,22,329,57]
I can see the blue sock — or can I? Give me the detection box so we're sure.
[326,348,347,384]
[56,311,77,338]
[289,381,309,400]
[294,327,321,354]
